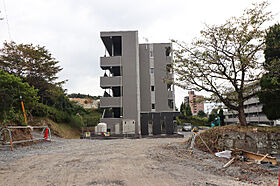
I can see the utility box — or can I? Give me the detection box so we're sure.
[97,123,107,133]
[122,120,135,134]
[115,123,120,134]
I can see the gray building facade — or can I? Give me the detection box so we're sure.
[99,30,178,135]
[224,97,273,125]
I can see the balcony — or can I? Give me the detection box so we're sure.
[100,76,122,88]
[100,56,121,70]
[100,97,121,108]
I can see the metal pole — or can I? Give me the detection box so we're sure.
[20,96,28,125]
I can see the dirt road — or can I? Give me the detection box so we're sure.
[0,137,278,186]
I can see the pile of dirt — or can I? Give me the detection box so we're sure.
[11,128,33,141]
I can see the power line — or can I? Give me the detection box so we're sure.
[2,0,12,40]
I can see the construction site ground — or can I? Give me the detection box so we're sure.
[0,134,279,186]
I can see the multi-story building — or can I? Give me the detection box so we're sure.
[99,30,178,136]
[224,97,274,125]
[188,91,204,115]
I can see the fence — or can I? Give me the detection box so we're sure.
[0,126,51,151]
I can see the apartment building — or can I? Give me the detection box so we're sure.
[224,97,274,125]
[188,91,204,115]
[99,30,178,136]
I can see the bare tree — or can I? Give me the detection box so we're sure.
[171,2,273,126]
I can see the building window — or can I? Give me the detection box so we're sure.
[152,104,155,109]
[150,51,153,57]
[150,68,154,74]
[151,86,155,91]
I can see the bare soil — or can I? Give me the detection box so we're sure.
[0,137,278,186]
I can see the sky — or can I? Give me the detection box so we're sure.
[0,0,279,112]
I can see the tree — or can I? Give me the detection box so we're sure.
[0,69,38,123]
[185,104,192,117]
[180,102,186,116]
[0,41,64,103]
[179,102,192,119]
[197,110,207,118]
[218,109,225,126]
[172,2,272,126]
[258,24,280,120]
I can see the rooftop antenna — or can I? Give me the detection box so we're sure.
[143,37,149,43]
[142,37,149,49]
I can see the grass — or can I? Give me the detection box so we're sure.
[30,117,81,139]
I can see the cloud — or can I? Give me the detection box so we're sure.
[0,0,280,108]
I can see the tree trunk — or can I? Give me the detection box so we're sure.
[238,103,247,126]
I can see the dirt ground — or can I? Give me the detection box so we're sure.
[0,137,278,186]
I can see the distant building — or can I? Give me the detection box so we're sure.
[99,30,179,135]
[188,91,204,115]
[224,97,274,125]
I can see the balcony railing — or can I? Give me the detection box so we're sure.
[100,56,121,69]
[100,97,121,108]
[100,76,122,88]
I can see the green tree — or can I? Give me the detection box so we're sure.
[218,109,225,126]
[258,24,280,120]
[197,110,207,118]
[0,41,64,104]
[180,102,192,118]
[172,2,273,126]
[0,69,38,124]
[180,102,186,116]
[185,104,192,117]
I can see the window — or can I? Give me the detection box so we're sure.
[150,51,153,57]
[151,86,155,91]
[150,68,154,74]
[152,104,155,109]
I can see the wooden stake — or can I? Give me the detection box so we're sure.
[223,158,235,168]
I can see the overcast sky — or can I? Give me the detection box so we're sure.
[0,0,279,111]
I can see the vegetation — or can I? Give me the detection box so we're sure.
[171,2,273,126]
[0,69,38,125]
[0,41,98,130]
[68,93,101,100]
[177,102,208,126]
[197,110,207,118]
[179,102,192,118]
[259,23,280,120]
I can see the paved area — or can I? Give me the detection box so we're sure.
[0,136,278,186]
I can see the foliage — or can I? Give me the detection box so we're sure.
[177,116,209,127]
[179,102,192,119]
[0,41,65,105]
[68,93,101,100]
[218,109,225,126]
[197,110,207,118]
[82,108,102,127]
[172,2,273,126]
[208,108,218,123]
[0,42,87,129]
[259,23,280,120]
[0,69,38,125]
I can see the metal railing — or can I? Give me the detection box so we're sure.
[0,126,51,151]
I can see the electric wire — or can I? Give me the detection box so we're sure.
[2,0,12,40]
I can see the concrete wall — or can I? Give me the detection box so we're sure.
[154,43,172,111]
[139,44,151,112]
[121,31,141,134]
